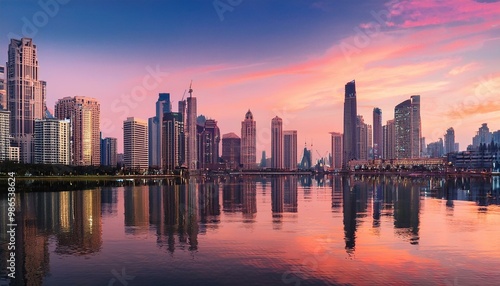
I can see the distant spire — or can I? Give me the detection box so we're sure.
[189,80,193,98]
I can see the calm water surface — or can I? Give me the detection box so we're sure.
[1,175,500,285]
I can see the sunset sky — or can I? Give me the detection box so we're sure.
[1,0,500,157]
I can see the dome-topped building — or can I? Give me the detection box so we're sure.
[241,109,256,169]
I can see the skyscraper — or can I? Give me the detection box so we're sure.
[330,132,343,170]
[197,119,220,170]
[34,118,70,165]
[410,95,421,158]
[55,96,101,166]
[222,132,241,170]
[373,108,383,159]
[383,119,395,160]
[0,66,6,110]
[356,115,368,160]
[444,127,455,154]
[0,110,10,161]
[101,137,117,167]
[283,130,297,170]
[271,116,283,169]
[7,38,46,163]
[241,110,256,169]
[123,117,148,170]
[472,123,492,148]
[343,80,358,167]
[394,95,421,159]
[185,86,198,170]
[163,112,185,170]
[148,93,171,168]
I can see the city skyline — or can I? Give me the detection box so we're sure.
[1,0,500,159]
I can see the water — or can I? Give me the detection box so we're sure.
[1,175,500,285]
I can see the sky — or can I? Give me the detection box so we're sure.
[1,0,500,158]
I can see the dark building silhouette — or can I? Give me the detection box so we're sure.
[222,132,241,169]
[196,119,220,170]
[373,108,383,159]
[343,80,358,167]
[163,112,185,170]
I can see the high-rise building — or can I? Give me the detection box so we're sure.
[444,127,455,154]
[7,38,46,163]
[383,119,395,160]
[472,123,492,148]
[410,95,422,158]
[163,112,184,170]
[343,80,358,167]
[100,137,117,167]
[356,115,368,160]
[148,93,171,168]
[427,139,444,158]
[367,124,373,159]
[271,116,283,169]
[197,119,220,170]
[394,95,421,159]
[0,66,6,110]
[186,87,198,170]
[0,110,10,161]
[493,130,500,145]
[34,118,70,165]
[283,130,297,170]
[55,96,101,166]
[454,142,459,152]
[260,150,267,168]
[123,117,148,170]
[373,108,383,159]
[222,132,241,170]
[420,137,427,157]
[241,110,256,169]
[330,132,343,170]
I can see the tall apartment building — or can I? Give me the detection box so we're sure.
[55,96,100,165]
[343,80,358,166]
[241,110,256,169]
[34,118,70,165]
[283,130,297,170]
[222,132,241,170]
[271,116,283,169]
[383,119,395,160]
[394,95,421,159]
[163,112,185,170]
[7,38,46,163]
[148,93,171,168]
[0,110,10,161]
[123,117,148,170]
[197,119,220,170]
[330,132,343,170]
[101,137,117,167]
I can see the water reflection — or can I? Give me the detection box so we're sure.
[0,175,499,285]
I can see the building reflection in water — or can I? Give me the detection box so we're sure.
[222,177,257,222]
[331,176,342,212]
[198,182,220,234]
[342,176,357,258]
[124,186,150,235]
[101,187,118,217]
[393,179,420,245]
[372,177,383,230]
[271,176,298,229]
[56,190,102,255]
[157,181,199,254]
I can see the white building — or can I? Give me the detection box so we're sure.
[123,117,148,170]
[34,119,71,164]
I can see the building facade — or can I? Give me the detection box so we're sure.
[100,137,117,167]
[7,38,47,163]
[394,95,421,159]
[241,110,256,169]
[222,132,241,170]
[197,119,220,170]
[148,93,171,168]
[356,115,368,161]
[0,66,6,110]
[373,108,383,159]
[163,112,185,170]
[330,132,343,170]
[123,117,148,170]
[186,89,197,170]
[271,116,283,169]
[283,130,297,170]
[55,96,100,166]
[444,127,455,154]
[343,80,358,167]
[34,118,70,165]
[0,110,10,161]
[383,119,395,160]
